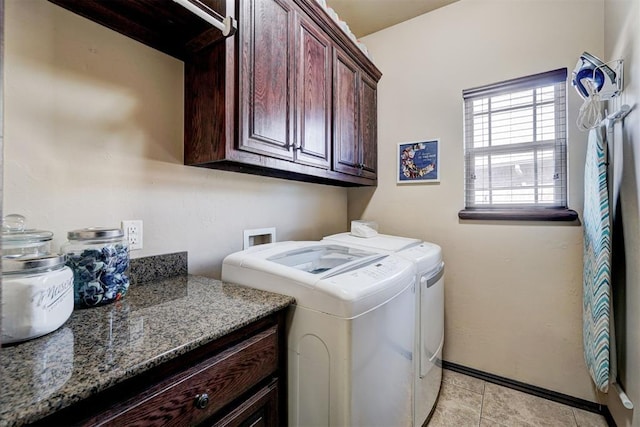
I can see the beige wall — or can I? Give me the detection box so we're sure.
[352,0,604,401]
[7,0,633,411]
[3,0,348,278]
[604,0,640,425]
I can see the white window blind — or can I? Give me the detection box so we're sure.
[463,69,568,210]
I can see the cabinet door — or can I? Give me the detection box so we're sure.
[359,73,377,179]
[332,49,361,176]
[240,0,295,160]
[294,13,331,169]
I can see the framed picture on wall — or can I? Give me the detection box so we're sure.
[397,139,440,184]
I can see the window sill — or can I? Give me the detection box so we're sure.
[458,208,579,222]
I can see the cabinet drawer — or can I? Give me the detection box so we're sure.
[212,380,278,427]
[90,326,278,427]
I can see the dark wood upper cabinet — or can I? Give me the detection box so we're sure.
[333,48,378,179]
[294,12,332,169]
[47,0,381,186]
[359,72,378,179]
[333,48,360,177]
[239,0,295,160]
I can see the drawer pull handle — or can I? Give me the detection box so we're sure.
[194,393,210,409]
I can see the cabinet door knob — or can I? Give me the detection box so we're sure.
[194,393,210,409]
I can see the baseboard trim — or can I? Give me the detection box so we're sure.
[602,406,616,427]
[442,361,614,425]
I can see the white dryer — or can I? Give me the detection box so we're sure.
[323,232,444,426]
[222,241,416,427]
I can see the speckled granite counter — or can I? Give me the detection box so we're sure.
[0,275,294,427]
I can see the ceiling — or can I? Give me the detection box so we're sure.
[327,0,460,38]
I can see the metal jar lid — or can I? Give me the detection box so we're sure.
[67,227,124,240]
[2,214,53,247]
[2,254,66,274]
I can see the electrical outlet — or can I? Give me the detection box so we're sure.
[122,220,143,250]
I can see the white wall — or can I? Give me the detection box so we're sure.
[352,0,604,401]
[604,0,640,425]
[4,0,348,278]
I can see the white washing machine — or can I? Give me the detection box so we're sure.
[222,241,416,427]
[323,232,444,426]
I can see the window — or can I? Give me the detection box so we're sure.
[459,68,577,221]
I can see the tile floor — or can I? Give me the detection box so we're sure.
[427,369,609,427]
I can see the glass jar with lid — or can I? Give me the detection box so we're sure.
[62,228,130,308]
[2,254,75,344]
[2,214,53,258]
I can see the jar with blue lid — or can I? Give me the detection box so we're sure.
[62,228,130,308]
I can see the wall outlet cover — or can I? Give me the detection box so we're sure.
[122,220,143,250]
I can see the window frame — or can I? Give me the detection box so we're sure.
[458,68,578,222]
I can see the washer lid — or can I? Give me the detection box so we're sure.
[324,232,422,252]
[222,241,386,288]
[221,241,416,317]
[267,244,381,276]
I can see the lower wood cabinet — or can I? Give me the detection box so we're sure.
[213,380,278,427]
[33,312,287,427]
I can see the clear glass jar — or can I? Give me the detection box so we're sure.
[2,255,75,344]
[61,228,130,308]
[2,214,53,258]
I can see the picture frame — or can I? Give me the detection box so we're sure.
[397,139,440,184]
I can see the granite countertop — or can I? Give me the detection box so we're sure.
[0,275,294,427]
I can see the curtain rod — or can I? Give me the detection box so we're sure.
[172,0,237,37]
